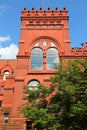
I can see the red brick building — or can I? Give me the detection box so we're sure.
[0,7,87,130]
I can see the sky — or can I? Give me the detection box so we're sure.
[0,0,87,59]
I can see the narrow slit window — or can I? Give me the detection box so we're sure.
[3,71,10,80]
[4,113,9,123]
[1,86,4,92]
[0,101,2,108]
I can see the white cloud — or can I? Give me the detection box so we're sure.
[0,43,18,59]
[0,36,11,42]
[0,5,8,15]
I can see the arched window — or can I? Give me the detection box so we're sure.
[47,48,58,69]
[3,71,10,80]
[30,40,59,70]
[31,48,43,70]
[28,80,39,90]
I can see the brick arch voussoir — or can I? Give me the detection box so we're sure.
[30,36,61,51]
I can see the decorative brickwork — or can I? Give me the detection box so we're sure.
[0,7,87,130]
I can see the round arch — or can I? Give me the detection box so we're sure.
[29,36,60,70]
[3,70,10,80]
[30,36,61,51]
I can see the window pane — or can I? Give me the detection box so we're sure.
[28,80,39,86]
[47,48,58,56]
[31,48,43,70]
[47,57,58,69]
[47,48,58,69]
[31,48,42,56]
[31,57,42,69]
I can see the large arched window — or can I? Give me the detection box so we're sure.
[30,39,59,70]
[47,48,58,69]
[28,80,39,90]
[31,48,43,70]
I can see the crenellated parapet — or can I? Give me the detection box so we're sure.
[21,7,68,17]
[70,42,87,57]
[21,7,69,28]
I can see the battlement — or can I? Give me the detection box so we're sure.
[70,42,87,57]
[21,7,68,17]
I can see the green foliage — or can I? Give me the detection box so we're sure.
[20,60,87,130]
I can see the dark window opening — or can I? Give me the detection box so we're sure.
[26,121,32,130]
[0,101,2,108]
[4,113,9,123]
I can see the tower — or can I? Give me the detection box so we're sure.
[16,7,70,87]
[12,7,71,129]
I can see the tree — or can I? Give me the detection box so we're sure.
[20,60,87,130]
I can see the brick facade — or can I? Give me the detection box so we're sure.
[0,7,87,130]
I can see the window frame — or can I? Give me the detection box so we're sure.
[30,40,59,70]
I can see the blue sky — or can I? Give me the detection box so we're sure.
[0,0,87,59]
